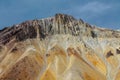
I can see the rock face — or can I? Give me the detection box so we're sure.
[0,13,120,80]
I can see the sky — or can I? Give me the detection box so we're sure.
[0,0,120,30]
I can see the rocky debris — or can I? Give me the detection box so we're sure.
[116,49,120,54]
[106,51,114,58]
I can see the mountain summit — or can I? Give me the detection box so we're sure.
[0,14,120,80]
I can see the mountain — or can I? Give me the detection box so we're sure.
[0,13,120,80]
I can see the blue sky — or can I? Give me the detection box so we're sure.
[0,0,120,30]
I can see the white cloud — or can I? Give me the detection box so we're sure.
[79,2,111,14]
[65,1,113,18]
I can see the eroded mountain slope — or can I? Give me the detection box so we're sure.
[0,14,120,80]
